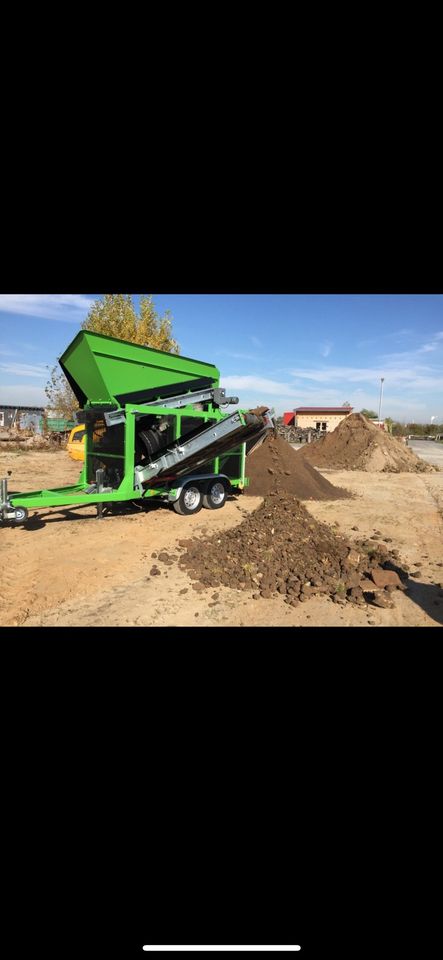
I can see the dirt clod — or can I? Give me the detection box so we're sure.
[370,594,395,609]
[370,569,403,589]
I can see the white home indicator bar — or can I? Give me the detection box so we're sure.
[143,949,301,953]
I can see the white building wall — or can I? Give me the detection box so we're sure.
[295,413,351,431]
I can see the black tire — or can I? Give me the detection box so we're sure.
[202,478,228,510]
[11,506,28,524]
[172,484,203,516]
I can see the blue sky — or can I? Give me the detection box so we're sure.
[0,294,442,422]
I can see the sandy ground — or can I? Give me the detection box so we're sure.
[1,449,442,628]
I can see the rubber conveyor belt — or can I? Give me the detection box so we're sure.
[134,412,271,488]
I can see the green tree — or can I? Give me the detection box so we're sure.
[81,294,179,352]
[44,363,79,419]
[360,408,378,419]
[45,294,179,415]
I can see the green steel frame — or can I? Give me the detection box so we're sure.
[7,331,251,517]
[9,401,249,513]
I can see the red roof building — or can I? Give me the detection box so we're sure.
[293,406,354,414]
[283,406,353,432]
[283,412,296,425]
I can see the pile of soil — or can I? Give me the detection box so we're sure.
[244,433,350,500]
[170,492,409,608]
[297,413,435,473]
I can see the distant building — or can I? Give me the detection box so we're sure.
[283,406,354,432]
[369,418,386,430]
[0,404,45,433]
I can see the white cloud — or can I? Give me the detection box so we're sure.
[289,363,443,390]
[221,375,357,414]
[0,294,94,323]
[233,388,436,420]
[216,350,260,362]
[221,375,299,397]
[0,361,48,378]
[291,365,388,383]
[250,335,263,348]
[220,322,443,420]
[0,383,47,406]
[416,329,443,353]
[0,345,18,357]
[221,362,443,420]
[358,328,414,349]
[382,329,443,362]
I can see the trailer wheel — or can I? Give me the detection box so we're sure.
[202,479,228,510]
[12,507,28,524]
[172,484,203,516]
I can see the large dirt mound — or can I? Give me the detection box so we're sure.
[298,413,435,473]
[172,492,409,608]
[244,433,351,499]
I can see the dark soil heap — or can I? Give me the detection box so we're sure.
[173,492,409,608]
[244,433,350,500]
[297,413,435,473]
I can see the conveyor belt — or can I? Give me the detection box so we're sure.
[134,411,272,488]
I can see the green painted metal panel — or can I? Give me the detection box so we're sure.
[43,418,76,431]
[60,331,220,406]
[6,328,265,519]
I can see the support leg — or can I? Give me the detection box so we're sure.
[96,468,105,520]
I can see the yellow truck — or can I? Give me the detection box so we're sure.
[67,424,86,461]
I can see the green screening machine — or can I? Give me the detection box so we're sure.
[1,331,273,525]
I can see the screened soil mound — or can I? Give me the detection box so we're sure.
[244,433,350,499]
[297,413,435,473]
[171,492,410,607]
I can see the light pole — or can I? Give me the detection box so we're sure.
[378,377,385,424]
